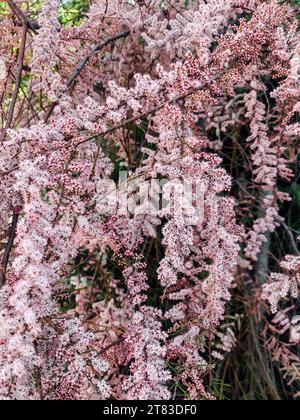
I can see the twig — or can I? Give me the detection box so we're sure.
[67,30,130,88]
[0,210,19,288]
[282,222,300,256]
[96,338,124,356]
[7,0,39,33]
[44,29,131,122]
[5,24,27,129]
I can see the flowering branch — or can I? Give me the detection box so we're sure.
[79,65,233,146]
[1,0,300,400]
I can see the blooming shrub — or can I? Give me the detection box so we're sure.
[0,0,300,400]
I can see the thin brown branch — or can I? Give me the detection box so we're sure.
[44,29,131,122]
[67,30,130,88]
[7,0,39,33]
[5,24,28,130]
[96,338,124,356]
[0,210,19,288]
[282,222,300,256]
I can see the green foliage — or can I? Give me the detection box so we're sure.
[59,0,90,26]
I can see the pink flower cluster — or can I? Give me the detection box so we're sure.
[1,0,300,400]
